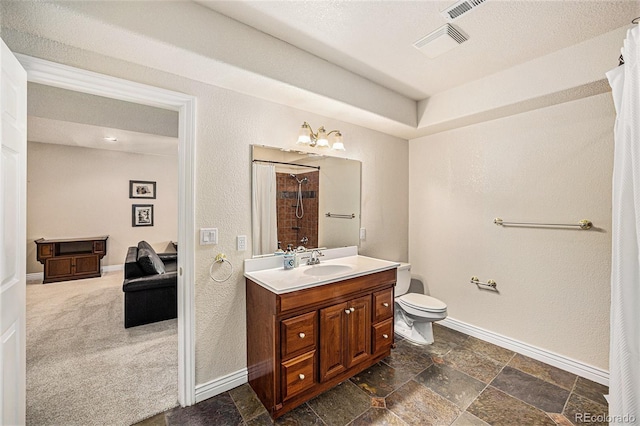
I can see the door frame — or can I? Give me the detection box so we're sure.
[16,54,197,406]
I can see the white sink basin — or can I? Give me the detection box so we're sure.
[303,264,354,277]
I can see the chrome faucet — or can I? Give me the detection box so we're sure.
[307,249,324,265]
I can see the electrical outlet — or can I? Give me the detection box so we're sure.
[200,228,218,245]
[359,228,366,241]
[237,235,247,251]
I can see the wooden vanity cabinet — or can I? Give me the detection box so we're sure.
[246,268,396,419]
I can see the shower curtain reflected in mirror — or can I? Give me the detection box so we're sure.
[252,163,277,256]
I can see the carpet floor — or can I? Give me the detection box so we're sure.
[26,271,178,426]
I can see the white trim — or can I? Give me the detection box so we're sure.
[195,369,248,403]
[439,317,609,386]
[101,264,124,273]
[25,273,43,282]
[17,54,197,406]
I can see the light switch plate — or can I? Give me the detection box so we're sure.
[359,228,366,241]
[237,235,247,251]
[200,228,218,245]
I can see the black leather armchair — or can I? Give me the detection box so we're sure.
[122,242,177,328]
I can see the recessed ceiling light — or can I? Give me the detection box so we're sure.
[103,137,118,142]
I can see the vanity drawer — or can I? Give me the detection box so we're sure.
[372,318,393,355]
[281,350,316,401]
[373,288,394,322]
[281,311,317,359]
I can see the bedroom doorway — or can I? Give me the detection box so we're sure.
[18,54,196,420]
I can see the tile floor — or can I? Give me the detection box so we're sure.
[136,324,608,426]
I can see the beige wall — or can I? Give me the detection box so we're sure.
[409,93,614,370]
[7,36,409,385]
[27,142,178,274]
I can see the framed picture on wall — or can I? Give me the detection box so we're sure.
[129,180,156,199]
[132,204,154,227]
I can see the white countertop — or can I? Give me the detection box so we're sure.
[244,247,400,294]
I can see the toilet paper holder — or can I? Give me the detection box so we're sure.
[470,276,497,289]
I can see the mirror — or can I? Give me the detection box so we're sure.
[251,145,361,256]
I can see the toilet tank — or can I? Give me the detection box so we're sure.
[396,263,411,296]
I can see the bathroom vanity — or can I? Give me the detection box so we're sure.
[244,248,398,419]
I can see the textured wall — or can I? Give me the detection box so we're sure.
[6,35,409,385]
[408,93,614,370]
[26,142,178,273]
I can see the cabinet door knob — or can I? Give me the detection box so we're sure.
[350,307,355,312]
[382,334,389,339]
[382,302,389,307]
[299,374,305,380]
[299,332,305,339]
[344,309,351,314]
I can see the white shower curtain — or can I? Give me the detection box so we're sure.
[607,24,640,424]
[252,163,278,256]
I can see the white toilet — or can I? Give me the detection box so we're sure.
[394,263,447,345]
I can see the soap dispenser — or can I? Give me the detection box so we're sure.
[274,241,285,256]
[283,245,295,270]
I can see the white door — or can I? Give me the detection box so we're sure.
[0,39,27,426]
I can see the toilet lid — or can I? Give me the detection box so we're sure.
[399,293,447,312]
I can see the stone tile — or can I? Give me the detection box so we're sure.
[383,338,433,376]
[165,392,243,426]
[444,345,504,383]
[307,381,370,426]
[434,323,469,346]
[418,324,469,357]
[458,337,515,365]
[491,366,570,413]
[451,411,490,426]
[573,377,608,406]
[351,362,413,398]
[415,363,486,410]
[351,408,408,426]
[134,412,166,426]
[371,397,386,408]
[245,404,324,426]
[245,412,274,426]
[508,354,577,391]
[229,383,267,422]
[547,413,574,426]
[386,380,461,426]
[467,386,556,426]
[563,393,608,426]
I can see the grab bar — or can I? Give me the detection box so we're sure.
[494,218,592,230]
[470,276,497,289]
[325,212,355,219]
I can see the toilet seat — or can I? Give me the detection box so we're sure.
[398,293,447,313]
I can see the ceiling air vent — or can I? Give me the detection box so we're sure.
[441,0,487,21]
[413,24,468,59]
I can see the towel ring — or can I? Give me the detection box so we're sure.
[209,253,233,283]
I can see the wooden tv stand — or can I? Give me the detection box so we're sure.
[35,236,109,283]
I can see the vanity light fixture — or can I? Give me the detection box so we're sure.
[296,122,345,151]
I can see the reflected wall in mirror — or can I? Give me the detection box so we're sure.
[251,145,361,257]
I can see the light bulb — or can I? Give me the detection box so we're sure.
[331,132,345,151]
[297,123,312,145]
[316,127,329,148]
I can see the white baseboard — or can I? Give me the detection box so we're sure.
[101,264,124,273]
[195,368,248,403]
[439,317,609,387]
[26,264,123,282]
[26,272,43,282]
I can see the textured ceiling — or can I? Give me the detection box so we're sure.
[198,0,640,100]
